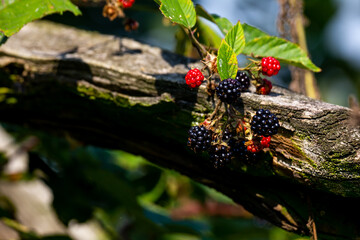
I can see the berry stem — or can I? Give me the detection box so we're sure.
[209,101,222,120]
[185,27,207,58]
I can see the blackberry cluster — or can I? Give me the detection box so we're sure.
[215,78,241,104]
[250,109,280,136]
[210,145,232,169]
[235,71,250,91]
[187,126,212,152]
[229,140,258,162]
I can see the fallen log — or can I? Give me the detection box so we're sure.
[0,21,359,239]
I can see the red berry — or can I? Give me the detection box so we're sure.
[257,79,272,95]
[260,136,271,148]
[247,141,263,153]
[119,0,135,8]
[261,57,280,76]
[185,68,204,88]
[124,18,139,32]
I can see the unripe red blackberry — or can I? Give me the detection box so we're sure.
[210,145,232,169]
[250,109,280,136]
[124,18,139,32]
[119,0,135,8]
[215,78,241,104]
[261,57,281,76]
[187,125,212,152]
[235,71,250,91]
[185,68,204,88]
[229,140,258,161]
[260,136,271,148]
[247,142,263,153]
[257,79,272,95]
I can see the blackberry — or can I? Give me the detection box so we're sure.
[210,145,232,169]
[257,79,272,95]
[261,57,281,76]
[229,140,258,161]
[185,68,204,88]
[222,127,233,141]
[187,125,212,152]
[119,0,135,8]
[250,109,280,136]
[215,78,241,104]
[235,71,250,91]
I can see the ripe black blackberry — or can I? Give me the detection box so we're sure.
[215,78,241,104]
[187,125,213,152]
[250,109,280,136]
[210,145,232,169]
[229,140,258,161]
[235,71,250,91]
[222,127,233,141]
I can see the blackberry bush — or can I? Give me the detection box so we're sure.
[250,109,280,136]
[215,78,241,104]
[187,126,213,152]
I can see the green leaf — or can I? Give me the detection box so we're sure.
[224,21,245,55]
[160,0,196,28]
[195,5,233,35]
[243,36,321,72]
[242,23,268,43]
[217,40,238,80]
[196,18,222,49]
[212,15,233,35]
[0,0,81,37]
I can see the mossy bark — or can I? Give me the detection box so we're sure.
[1,21,360,239]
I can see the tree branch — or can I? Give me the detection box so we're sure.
[0,21,360,239]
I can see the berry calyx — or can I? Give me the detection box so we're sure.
[257,79,273,95]
[215,78,241,104]
[210,145,232,169]
[261,57,280,76]
[187,125,213,153]
[185,68,204,88]
[250,109,280,136]
[119,0,135,8]
[235,71,250,92]
[260,136,271,148]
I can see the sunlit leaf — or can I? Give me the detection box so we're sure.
[0,0,81,37]
[195,5,232,35]
[242,23,267,42]
[160,0,196,28]
[224,21,245,55]
[242,36,321,72]
[217,40,238,80]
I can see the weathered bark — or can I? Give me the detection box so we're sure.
[1,21,360,239]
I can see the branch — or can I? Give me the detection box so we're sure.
[1,21,360,239]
